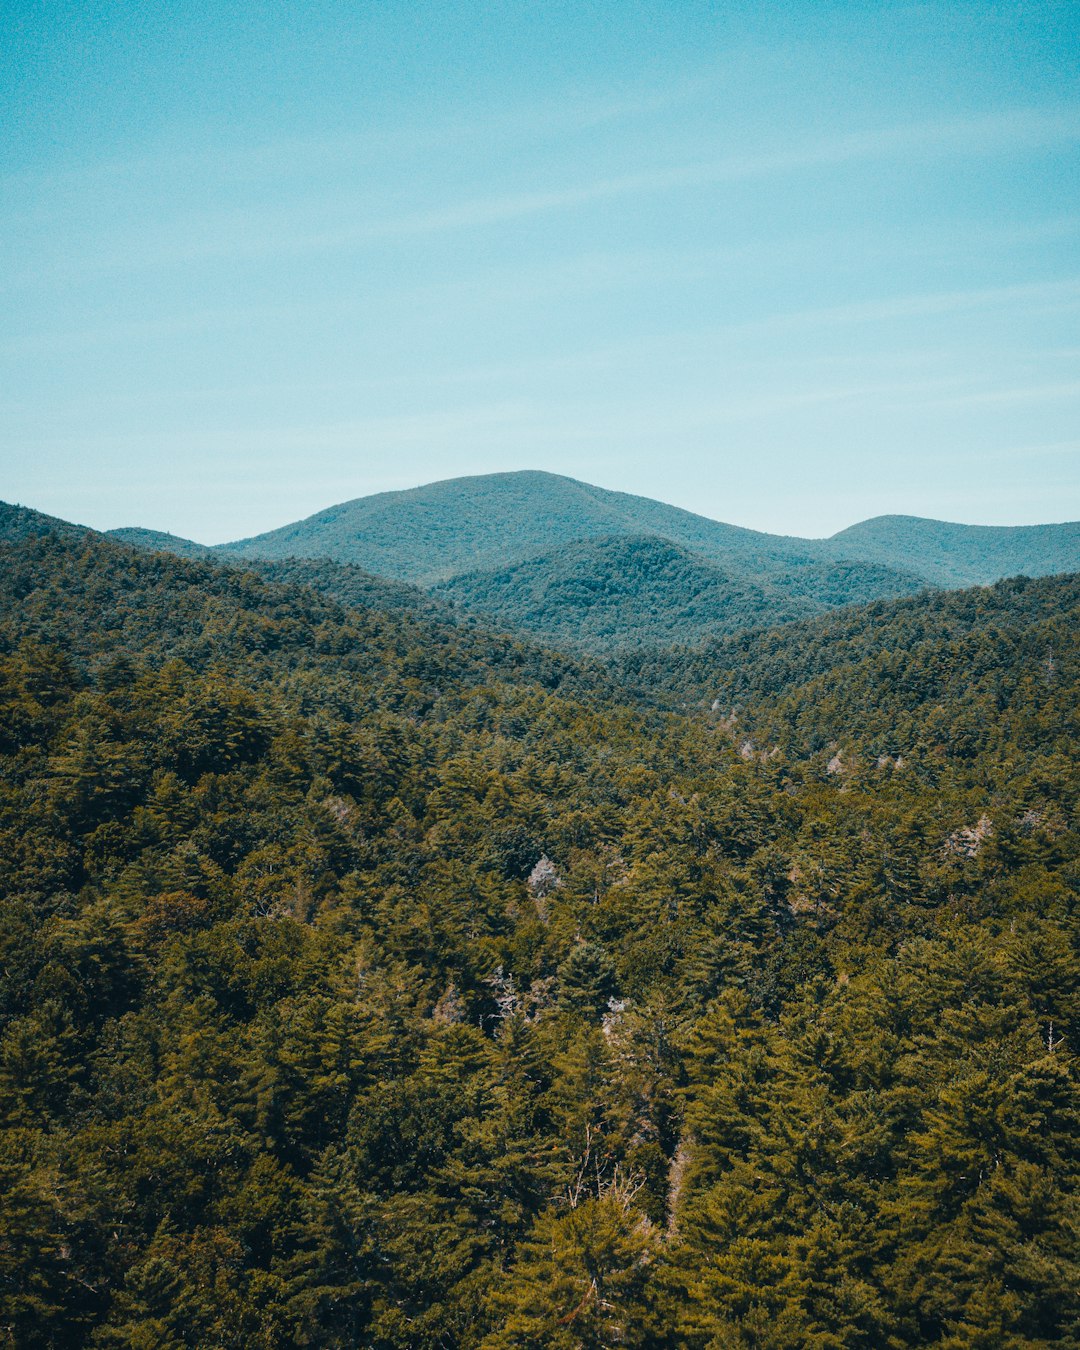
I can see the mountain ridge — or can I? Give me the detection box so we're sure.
[209,471,1080,590]
[829,512,1080,587]
[216,469,803,584]
[7,472,1080,654]
[91,472,1080,596]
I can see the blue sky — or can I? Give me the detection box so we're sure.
[2,0,1078,541]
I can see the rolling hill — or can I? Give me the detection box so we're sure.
[432,533,925,652]
[0,503,454,628]
[142,471,937,645]
[215,469,816,583]
[213,472,1080,597]
[829,513,1080,587]
[620,568,1080,732]
[10,474,1080,655]
[107,526,218,560]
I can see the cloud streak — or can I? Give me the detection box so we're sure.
[7,104,1080,283]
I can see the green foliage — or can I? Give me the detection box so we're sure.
[14,484,1080,657]
[482,1195,663,1349]
[195,472,1078,597]
[432,533,925,653]
[556,943,618,1020]
[831,513,1080,588]
[0,525,1077,1346]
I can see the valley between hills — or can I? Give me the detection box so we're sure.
[1,475,1078,1347]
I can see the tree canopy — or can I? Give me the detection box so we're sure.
[0,529,1077,1347]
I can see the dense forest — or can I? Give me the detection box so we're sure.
[828,515,1080,589]
[209,470,835,583]
[1,524,1078,1347]
[430,534,926,653]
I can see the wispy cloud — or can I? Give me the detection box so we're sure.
[0,69,729,195]
[987,438,1080,459]
[735,276,1080,335]
[921,380,1080,409]
[1,400,536,459]
[7,104,1079,282]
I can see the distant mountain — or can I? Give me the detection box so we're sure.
[217,470,831,584]
[213,470,935,644]
[27,492,927,652]
[432,533,925,653]
[829,514,1080,588]
[217,472,1080,596]
[9,476,1080,655]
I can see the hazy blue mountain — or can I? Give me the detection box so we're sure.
[828,514,1080,587]
[217,470,828,583]
[432,533,925,652]
[217,472,1080,595]
[9,478,1080,656]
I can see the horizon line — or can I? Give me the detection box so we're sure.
[6,468,1079,550]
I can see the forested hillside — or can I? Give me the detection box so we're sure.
[90,474,1080,653]
[624,569,1080,729]
[431,534,925,652]
[1,524,1077,1347]
[106,527,219,561]
[433,534,816,651]
[214,470,804,583]
[21,496,840,652]
[3,504,457,628]
[213,473,1080,595]
[831,514,1080,588]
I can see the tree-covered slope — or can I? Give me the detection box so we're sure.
[433,533,816,651]
[110,523,458,624]
[107,526,219,560]
[433,533,926,652]
[1,526,1078,1347]
[215,470,799,583]
[0,501,95,547]
[0,504,456,629]
[18,496,925,653]
[0,528,598,699]
[27,480,1080,657]
[623,569,1080,729]
[216,472,1080,595]
[830,513,1080,587]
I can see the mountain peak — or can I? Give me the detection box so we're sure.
[218,471,770,584]
[829,513,1080,586]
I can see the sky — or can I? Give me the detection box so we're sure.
[2,0,1079,542]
